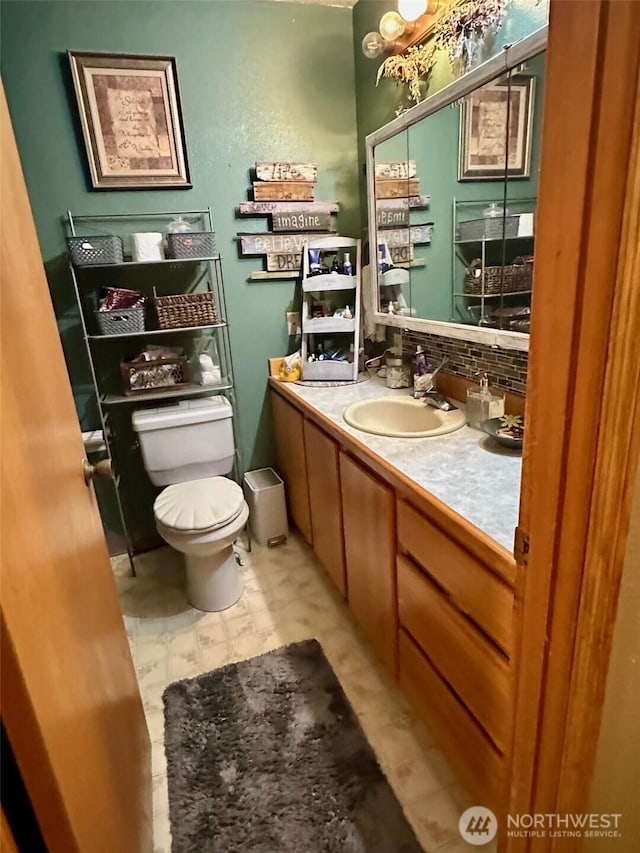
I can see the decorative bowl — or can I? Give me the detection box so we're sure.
[482,417,524,449]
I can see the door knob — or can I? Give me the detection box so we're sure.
[83,458,113,484]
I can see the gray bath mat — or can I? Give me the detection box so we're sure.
[163,639,423,852]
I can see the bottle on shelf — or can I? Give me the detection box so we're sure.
[343,252,353,276]
[166,215,192,233]
[482,202,505,219]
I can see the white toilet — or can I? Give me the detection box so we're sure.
[132,398,248,612]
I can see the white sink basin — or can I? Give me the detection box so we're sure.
[343,396,466,438]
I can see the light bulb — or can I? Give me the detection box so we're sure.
[361,31,387,59]
[379,11,406,42]
[398,0,428,21]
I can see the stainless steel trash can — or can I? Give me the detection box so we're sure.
[243,468,288,546]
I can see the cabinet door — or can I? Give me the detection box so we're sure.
[270,392,312,543]
[303,420,346,596]
[339,452,396,673]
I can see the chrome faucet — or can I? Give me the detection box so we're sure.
[424,390,458,412]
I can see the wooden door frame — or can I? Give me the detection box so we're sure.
[1,81,152,853]
[506,1,640,848]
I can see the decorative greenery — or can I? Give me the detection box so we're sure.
[376,41,437,105]
[435,0,507,64]
[376,0,507,105]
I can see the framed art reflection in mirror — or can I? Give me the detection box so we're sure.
[459,74,536,180]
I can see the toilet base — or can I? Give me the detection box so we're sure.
[185,544,243,612]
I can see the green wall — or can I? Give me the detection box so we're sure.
[1,0,359,547]
[1,0,359,457]
[1,0,548,549]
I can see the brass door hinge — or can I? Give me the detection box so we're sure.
[514,526,530,566]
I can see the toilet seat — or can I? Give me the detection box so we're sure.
[154,476,245,534]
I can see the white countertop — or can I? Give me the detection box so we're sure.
[280,375,521,552]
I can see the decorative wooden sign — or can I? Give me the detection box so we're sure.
[390,245,415,264]
[253,181,314,201]
[248,270,299,281]
[375,179,420,199]
[238,232,331,256]
[375,160,417,179]
[376,195,430,210]
[377,208,410,227]
[267,253,302,272]
[378,223,433,247]
[238,201,339,215]
[256,162,318,182]
[272,211,331,232]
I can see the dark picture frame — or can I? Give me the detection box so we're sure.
[458,74,536,181]
[68,51,191,190]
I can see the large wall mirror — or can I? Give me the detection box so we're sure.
[366,27,547,352]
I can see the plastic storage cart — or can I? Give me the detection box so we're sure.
[243,468,288,546]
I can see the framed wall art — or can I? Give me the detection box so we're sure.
[458,74,536,181]
[68,51,191,190]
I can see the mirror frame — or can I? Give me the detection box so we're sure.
[366,26,548,353]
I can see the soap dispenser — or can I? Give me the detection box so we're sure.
[466,373,505,429]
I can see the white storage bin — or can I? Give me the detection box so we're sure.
[243,468,288,546]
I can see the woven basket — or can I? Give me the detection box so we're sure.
[457,215,519,241]
[96,306,145,336]
[464,256,533,295]
[120,355,190,395]
[166,231,216,259]
[67,235,124,266]
[153,290,218,329]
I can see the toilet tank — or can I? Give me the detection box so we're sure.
[132,397,235,486]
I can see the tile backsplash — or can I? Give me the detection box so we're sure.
[401,330,529,396]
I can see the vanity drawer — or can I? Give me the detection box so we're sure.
[397,554,511,751]
[398,629,504,811]
[397,499,514,655]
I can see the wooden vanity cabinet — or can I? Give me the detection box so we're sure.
[303,420,346,596]
[269,381,516,809]
[269,391,312,544]
[396,497,515,810]
[339,452,397,674]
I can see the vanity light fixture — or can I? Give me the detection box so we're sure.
[361,0,443,59]
[379,10,407,42]
[397,0,429,22]
[362,30,389,59]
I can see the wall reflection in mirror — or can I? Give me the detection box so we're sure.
[371,46,546,336]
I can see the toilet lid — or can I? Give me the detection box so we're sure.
[154,477,245,533]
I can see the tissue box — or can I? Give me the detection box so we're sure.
[131,232,164,262]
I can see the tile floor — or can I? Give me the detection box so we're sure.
[114,532,493,853]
